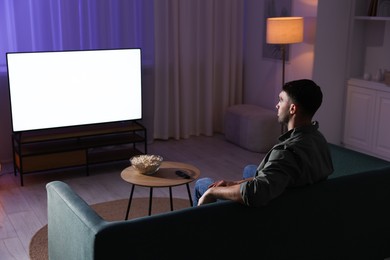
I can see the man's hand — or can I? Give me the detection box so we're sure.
[208,179,247,188]
[208,180,234,188]
[197,188,216,206]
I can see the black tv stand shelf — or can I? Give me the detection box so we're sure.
[12,121,147,186]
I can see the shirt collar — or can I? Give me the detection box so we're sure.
[279,121,319,142]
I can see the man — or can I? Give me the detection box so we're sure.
[194,79,334,207]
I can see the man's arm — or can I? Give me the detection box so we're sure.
[197,183,244,205]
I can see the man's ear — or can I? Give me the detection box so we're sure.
[289,103,297,115]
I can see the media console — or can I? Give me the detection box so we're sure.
[12,121,147,186]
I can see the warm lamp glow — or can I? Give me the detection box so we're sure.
[266,17,304,44]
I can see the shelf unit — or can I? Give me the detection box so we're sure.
[343,0,390,161]
[12,121,147,186]
[347,0,390,79]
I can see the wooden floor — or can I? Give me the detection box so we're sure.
[0,134,262,260]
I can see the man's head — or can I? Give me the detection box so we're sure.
[276,79,323,125]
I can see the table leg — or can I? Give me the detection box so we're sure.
[125,184,135,220]
[186,183,193,207]
[169,187,173,211]
[148,187,153,216]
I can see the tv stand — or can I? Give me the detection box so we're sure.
[12,121,147,186]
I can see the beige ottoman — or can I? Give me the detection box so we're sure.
[224,104,280,153]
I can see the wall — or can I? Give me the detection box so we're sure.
[312,0,352,144]
[243,0,318,111]
[0,69,12,163]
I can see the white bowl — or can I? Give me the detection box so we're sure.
[130,155,163,175]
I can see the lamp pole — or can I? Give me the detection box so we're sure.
[281,44,286,87]
[281,44,287,134]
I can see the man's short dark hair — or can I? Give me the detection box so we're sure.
[282,79,323,117]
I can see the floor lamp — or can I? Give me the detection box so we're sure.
[266,17,304,133]
[266,17,304,87]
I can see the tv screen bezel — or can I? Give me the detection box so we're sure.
[6,48,143,133]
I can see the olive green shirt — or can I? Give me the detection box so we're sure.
[240,121,334,207]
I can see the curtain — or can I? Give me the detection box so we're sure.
[0,0,154,65]
[153,0,244,140]
[0,0,244,141]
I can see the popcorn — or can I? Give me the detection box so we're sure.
[130,155,163,175]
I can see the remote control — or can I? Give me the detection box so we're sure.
[175,170,191,179]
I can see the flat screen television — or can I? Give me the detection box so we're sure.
[6,48,142,132]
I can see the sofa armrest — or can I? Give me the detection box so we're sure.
[46,181,106,260]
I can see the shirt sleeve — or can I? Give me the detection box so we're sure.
[240,147,299,207]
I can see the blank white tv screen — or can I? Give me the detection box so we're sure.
[7,48,142,132]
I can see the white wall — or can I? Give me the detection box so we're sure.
[312,0,352,144]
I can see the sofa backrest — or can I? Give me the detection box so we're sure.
[329,143,390,178]
[95,167,390,259]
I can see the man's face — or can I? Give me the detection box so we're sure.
[276,91,291,124]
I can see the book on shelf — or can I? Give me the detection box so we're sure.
[367,0,378,16]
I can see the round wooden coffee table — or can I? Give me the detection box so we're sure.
[121,161,200,219]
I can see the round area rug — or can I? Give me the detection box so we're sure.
[29,197,191,260]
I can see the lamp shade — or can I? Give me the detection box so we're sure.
[266,17,303,44]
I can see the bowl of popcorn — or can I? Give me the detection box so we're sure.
[130,154,163,175]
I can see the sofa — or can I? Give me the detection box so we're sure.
[46,144,390,260]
